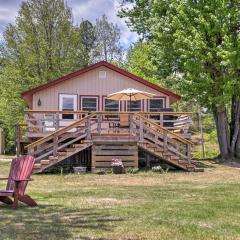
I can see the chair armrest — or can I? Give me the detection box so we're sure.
[12,178,33,182]
[0,177,9,181]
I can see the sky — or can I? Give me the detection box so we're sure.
[0,0,138,48]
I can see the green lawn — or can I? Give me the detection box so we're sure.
[1,158,240,240]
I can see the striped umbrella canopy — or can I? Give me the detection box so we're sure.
[107,88,155,111]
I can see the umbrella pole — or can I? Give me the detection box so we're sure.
[129,94,132,112]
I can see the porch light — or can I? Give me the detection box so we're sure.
[37,98,42,107]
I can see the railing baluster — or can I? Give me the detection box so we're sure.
[160,113,163,126]
[53,132,58,157]
[86,116,91,140]
[163,131,168,152]
[187,144,191,163]
[139,116,143,142]
[97,114,101,134]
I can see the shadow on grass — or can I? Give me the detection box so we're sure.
[0,204,123,240]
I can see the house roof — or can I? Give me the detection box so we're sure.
[21,61,181,107]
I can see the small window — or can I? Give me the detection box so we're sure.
[81,97,98,112]
[127,100,142,112]
[99,71,106,79]
[59,94,77,120]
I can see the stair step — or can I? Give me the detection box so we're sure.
[41,160,50,165]
[33,164,42,169]
[146,144,156,148]
[162,153,172,156]
[57,151,67,156]
[73,144,84,148]
[178,159,189,164]
[194,168,204,172]
[170,156,180,160]
[49,156,59,161]
[65,148,76,152]
[154,148,164,152]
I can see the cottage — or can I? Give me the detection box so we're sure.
[18,61,198,173]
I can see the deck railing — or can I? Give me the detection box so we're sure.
[22,110,192,138]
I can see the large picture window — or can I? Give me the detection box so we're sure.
[127,100,142,112]
[104,99,120,112]
[81,97,98,112]
[149,98,164,112]
[59,94,77,120]
[103,97,120,119]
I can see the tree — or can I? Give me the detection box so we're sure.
[0,0,89,152]
[125,41,158,84]
[2,0,88,84]
[79,20,96,54]
[120,0,240,160]
[91,14,123,63]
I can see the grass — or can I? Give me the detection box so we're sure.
[1,158,240,239]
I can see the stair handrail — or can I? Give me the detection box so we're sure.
[25,112,96,151]
[134,114,193,145]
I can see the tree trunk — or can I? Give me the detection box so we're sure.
[230,97,240,158]
[213,109,230,161]
[236,132,240,159]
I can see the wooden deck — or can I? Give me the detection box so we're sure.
[16,111,202,173]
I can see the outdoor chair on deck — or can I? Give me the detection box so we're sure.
[119,114,129,128]
[0,155,37,209]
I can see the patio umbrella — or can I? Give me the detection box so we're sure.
[107,88,155,111]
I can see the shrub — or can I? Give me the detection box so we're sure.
[95,168,107,175]
[126,167,139,174]
[152,166,164,173]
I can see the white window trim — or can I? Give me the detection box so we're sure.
[59,94,78,120]
[148,98,165,112]
[80,96,99,112]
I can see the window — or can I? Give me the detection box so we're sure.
[81,97,98,112]
[104,99,120,112]
[149,99,164,112]
[148,98,164,122]
[59,94,77,120]
[104,98,120,119]
[99,70,106,79]
[127,100,142,112]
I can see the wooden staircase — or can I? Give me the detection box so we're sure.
[133,114,202,172]
[25,113,96,173]
[33,142,92,173]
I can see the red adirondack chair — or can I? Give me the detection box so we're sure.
[0,155,37,209]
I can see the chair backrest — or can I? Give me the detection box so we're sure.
[119,114,129,127]
[6,155,35,195]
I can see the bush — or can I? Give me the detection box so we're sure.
[95,168,107,175]
[152,166,164,173]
